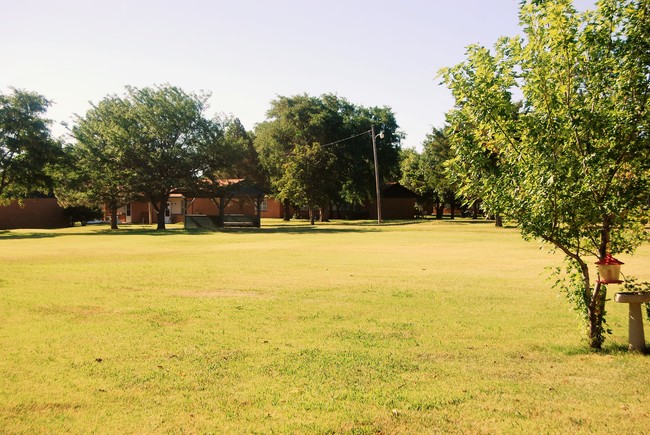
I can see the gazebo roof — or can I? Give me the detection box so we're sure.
[177,178,268,198]
[219,179,268,197]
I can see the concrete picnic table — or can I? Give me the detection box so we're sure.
[614,292,650,352]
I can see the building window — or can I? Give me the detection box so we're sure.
[126,203,131,217]
[260,198,268,212]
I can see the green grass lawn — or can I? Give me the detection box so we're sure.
[1,219,649,433]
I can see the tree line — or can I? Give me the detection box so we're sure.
[1,85,467,229]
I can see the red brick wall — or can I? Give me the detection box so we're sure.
[185,198,219,215]
[0,198,69,229]
[185,197,258,216]
[131,202,152,224]
[261,197,416,220]
[262,198,284,219]
[224,198,256,215]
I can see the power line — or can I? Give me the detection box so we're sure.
[280,129,375,157]
[320,130,371,148]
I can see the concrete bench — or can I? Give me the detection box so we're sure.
[222,215,257,227]
[223,220,256,227]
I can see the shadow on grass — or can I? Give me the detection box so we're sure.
[270,217,501,228]
[0,230,59,240]
[409,215,523,227]
[1,218,505,240]
[187,225,380,235]
[0,226,185,239]
[334,219,422,227]
[553,342,648,356]
[0,223,381,238]
[91,226,381,235]
[427,218,490,223]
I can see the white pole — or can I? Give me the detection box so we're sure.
[371,125,382,225]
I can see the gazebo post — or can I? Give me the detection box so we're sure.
[256,195,262,228]
[219,196,225,228]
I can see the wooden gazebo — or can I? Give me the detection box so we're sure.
[182,179,268,229]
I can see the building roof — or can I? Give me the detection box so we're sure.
[381,182,418,198]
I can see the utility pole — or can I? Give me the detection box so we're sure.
[371,125,382,225]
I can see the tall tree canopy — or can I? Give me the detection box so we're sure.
[277,142,338,224]
[254,93,402,223]
[59,96,135,229]
[400,127,464,219]
[426,128,458,218]
[399,147,427,211]
[72,84,229,230]
[215,115,267,188]
[0,88,61,203]
[440,0,650,348]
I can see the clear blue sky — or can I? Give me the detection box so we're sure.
[1,0,594,150]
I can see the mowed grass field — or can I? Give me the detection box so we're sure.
[1,219,649,433]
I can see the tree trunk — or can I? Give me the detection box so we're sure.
[319,204,329,222]
[434,196,444,219]
[283,199,291,221]
[110,206,119,230]
[449,194,456,220]
[495,214,503,227]
[309,206,315,225]
[587,222,612,349]
[156,204,166,230]
[472,200,479,219]
[153,197,169,230]
[218,197,225,228]
[425,199,433,217]
[588,281,607,349]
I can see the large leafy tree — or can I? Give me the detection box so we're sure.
[124,85,221,230]
[215,115,267,187]
[254,93,402,222]
[0,88,61,203]
[59,96,135,229]
[440,0,650,348]
[400,128,463,219]
[444,111,511,226]
[421,127,458,219]
[399,148,429,213]
[277,143,337,224]
[255,94,340,221]
[189,116,263,213]
[335,103,402,207]
[72,85,227,230]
